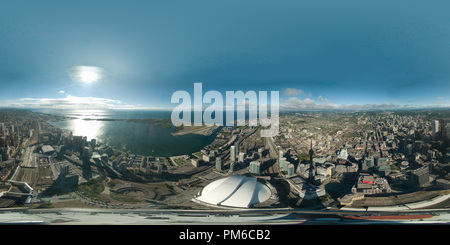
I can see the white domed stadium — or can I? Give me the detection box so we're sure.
[194,175,273,208]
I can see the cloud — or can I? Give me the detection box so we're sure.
[281,96,399,111]
[283,88,304,96]
[436,97,445,100]
[58,90,66,94]
[317,95,329,103]
[0,95,128,109]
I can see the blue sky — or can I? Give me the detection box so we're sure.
[1,0,450,110]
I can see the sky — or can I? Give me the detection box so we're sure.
[1,0,450,110]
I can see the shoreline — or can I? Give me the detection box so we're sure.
[41,113,223,158]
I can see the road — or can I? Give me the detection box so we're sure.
[1,206,450,225]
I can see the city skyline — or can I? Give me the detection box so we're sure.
[1,0,450,111]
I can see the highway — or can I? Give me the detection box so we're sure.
[1,206,450,225]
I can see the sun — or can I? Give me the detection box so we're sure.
[80,69,100,83]
[69,66,103,83]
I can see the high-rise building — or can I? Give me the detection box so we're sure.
[60,164,70,177]
[210,150,216,157]
[432,120,440,140]
[363,156,374,171]
[101,153,109,164]
[238,152,245,163]
[287,164,295,176]
[230,145,236,162]
[411,165,430,187]
[406,144,413,155]
[82,136,88,147]
[216,157,222,171]
[249,161,261,175]
[377,157,387,166]
[229,161,235,173]
[280,157,287,171]
[82,146,91,159]
[298,163,308,174]
[439,119,447,141]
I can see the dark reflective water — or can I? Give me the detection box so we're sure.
[40,109,218,157]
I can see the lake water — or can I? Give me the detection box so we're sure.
[35,109,218,157]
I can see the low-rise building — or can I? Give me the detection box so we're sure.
[352,174,391,194]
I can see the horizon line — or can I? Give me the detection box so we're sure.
[3,105,450,112]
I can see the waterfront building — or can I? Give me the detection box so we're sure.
[210,150,216,157]
[191,158,199,167]
[202,154,211,162]
[82,146,91,159]
[82,136,88,147]
[101,154,109,164]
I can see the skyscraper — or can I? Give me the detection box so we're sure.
[229,161,235,173]
[230,145,236,162]
[238,152,245,163]
[439,119,447,141]
[249,161,261,175]
[287,164,295,176]
[411,165,430,187]
[216,157,223,171]
[432,120,439,140]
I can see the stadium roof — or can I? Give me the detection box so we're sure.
[195,175,271,208]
